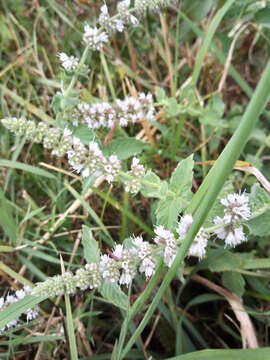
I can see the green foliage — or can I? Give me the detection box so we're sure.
[99,282,129,311]
[103,137,149,160]
[155,155,194,229]
[82,225,100,264]
[222,271,245,297]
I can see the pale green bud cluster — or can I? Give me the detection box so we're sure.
[32,272,77,297]
[75,263,102,290]
[1,117,49,143]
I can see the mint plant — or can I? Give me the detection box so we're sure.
[1,0,270,359]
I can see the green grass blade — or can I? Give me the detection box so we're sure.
[166,347,270,360]
[191,0,236,87]
[0,159,56,179]
[65,293,79,360]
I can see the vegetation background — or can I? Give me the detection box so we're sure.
[1,0,270,359]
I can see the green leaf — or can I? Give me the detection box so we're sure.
[249,183,270,213]
[72,124,98,145]
[247,210,270,236]
[255,7,270,27]
[103,137,149,160]
[222,271,245,297]
[208,250,244,272]
[141,170,168,199]
[166,347,270,360]
[200,94,225,126]
[82,225,100,263]
[0,295,46,330]
[155,87,167,103]
[155,196,183,230]
[0,159,55,179]
[99,282,129,311]
[169,155,194,198]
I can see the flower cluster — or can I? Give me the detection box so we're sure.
[177,215,208,259]
[1,117,122,184]
[123,157,146,194]
[0,286,38,334]
[213,193,251,247]
[74,92,155,129]
[58,52,79,72]
[98,5,124,34]
[154,226,178,267]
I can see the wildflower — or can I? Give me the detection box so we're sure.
[32,272,76,297]
[131,236,156,277]
[176,215,208,260]
[75,92,155,130]
[99,4,124,33]
[83,25,108,51]
[117,0,139,25]
[124,157,146,194]
[99,255,120,283]
[113,245,137,285]
[103,154,121,183]
[154,225,178,267]
[75,263,102,290]
[213,215,246,247]
[221,193,251,221]
[58,52,79,72]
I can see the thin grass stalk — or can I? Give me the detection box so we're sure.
[190,0,236,87]
[65,293,78,360]
[120,59,270,359]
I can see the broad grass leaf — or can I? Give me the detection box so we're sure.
[82,225,100,263]
[166,347,270,360]
[0,159,55,179]
[0,295,46,330]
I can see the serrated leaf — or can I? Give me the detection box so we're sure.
[200,94,225,126]
[247,210,270,236]
[82,225,100,263]
[141,170,168,199]
[72,124,98,145]
[99,282,129,311]
[169,155,194,198]
[103,137,148,160]
[0,295,46,330]
[249,183,270,213]
[222,271,245,297]
[155,196,183,230]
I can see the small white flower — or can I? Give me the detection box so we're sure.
[221,193,251,221]
[176,214,193,238]
[177,215,208,260]
[113,244,124,259]
[83,25,108,51]
[213,216,247,247]
[58,52,79,72]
